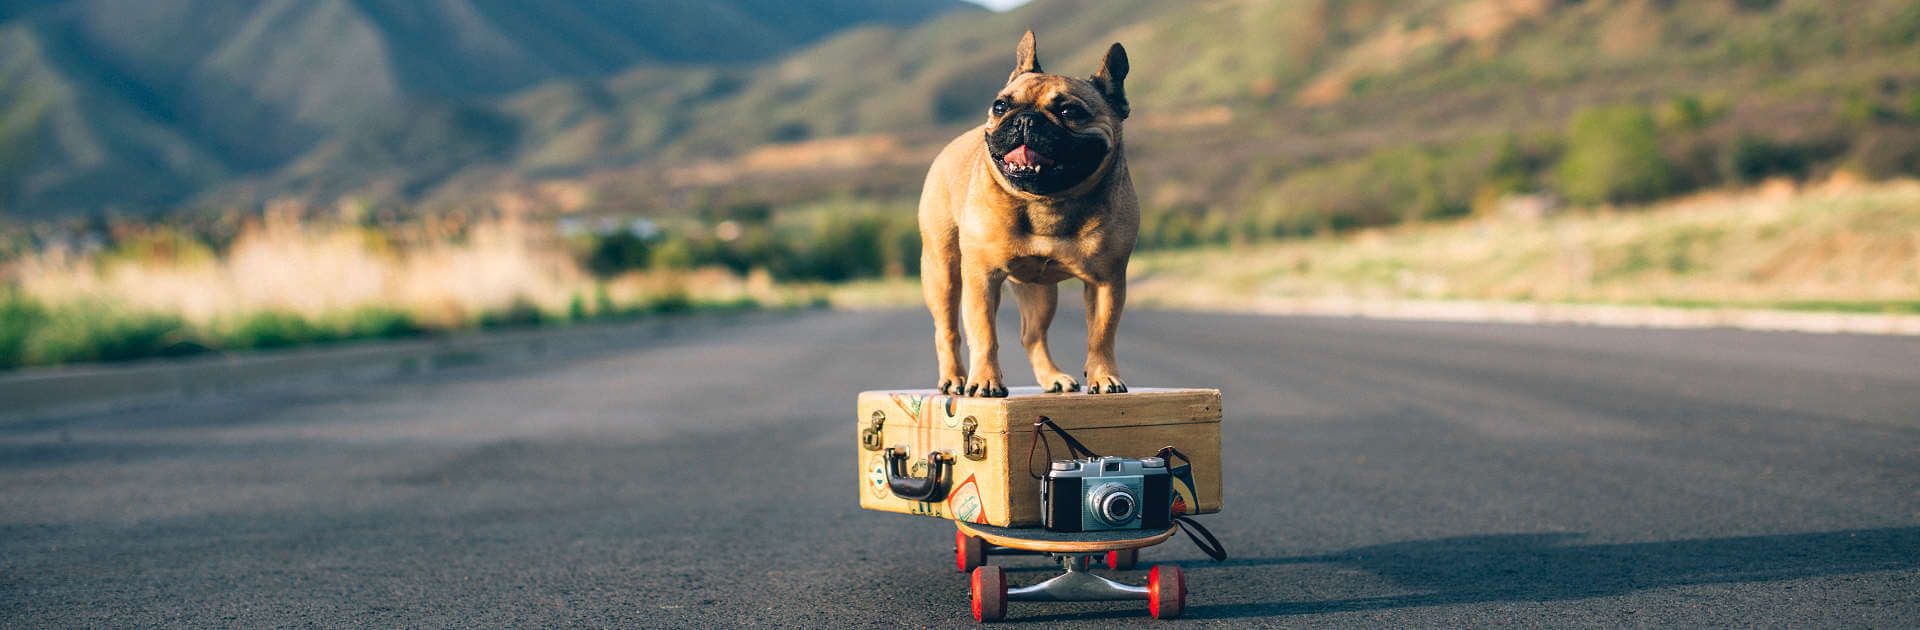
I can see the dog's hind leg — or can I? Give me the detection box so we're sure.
[1011,281,1079,393]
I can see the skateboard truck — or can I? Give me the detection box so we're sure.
[1010,554,1145,602]
[956,523,1186,621]
[969,551,1185,622]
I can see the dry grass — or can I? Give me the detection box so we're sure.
[1128,176,1920,312]
[6,203,797,331]
[826,178,1920,316]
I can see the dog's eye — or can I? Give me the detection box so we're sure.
[1057,104,1088,121]
[991,100,1009,116]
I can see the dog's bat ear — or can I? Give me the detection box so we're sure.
[1009,29,1042,82]
[1091,42,1129,119]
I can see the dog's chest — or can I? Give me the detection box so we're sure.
[1015,203,1093,239]
[1007,255,1076,284]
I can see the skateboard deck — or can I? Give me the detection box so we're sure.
[955,521,1174,553]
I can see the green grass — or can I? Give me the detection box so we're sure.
[215,307,426,350]
[1643,298,1920,314]
[0,291,197,368]
[0,290,769,371]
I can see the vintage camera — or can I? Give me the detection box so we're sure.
[1041,456,1173,532]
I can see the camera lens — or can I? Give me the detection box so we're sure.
[1103,494,1134,522]
[1088,482,1139,526]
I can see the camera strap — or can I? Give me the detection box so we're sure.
[1174,515,1228,561]
[1024,417,1227,560]
[1153,445,1191,467]
[1025,416,1101,479]
[1153,445,1225,559]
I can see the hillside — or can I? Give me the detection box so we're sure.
[477,0,1920,225]
[0,0,974,217]
[6,0,1920,222]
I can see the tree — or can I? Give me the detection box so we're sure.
[1556,105,1673,205]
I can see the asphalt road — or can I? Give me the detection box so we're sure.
[3,307,1917,627]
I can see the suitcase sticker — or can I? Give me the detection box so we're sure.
[947,473,988,524]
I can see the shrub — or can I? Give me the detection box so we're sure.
[799,212,888,281]
[1246,143,1486,235]
[1836,89,1892,126]
[585,232,652,276]
[477,297,546,329]
[568,293,589,321]
[0,289,47,369]
[337,307,423,339]
[1557,105,1674,205]
[646,292,694,314]
[648,237,696,270]
[1657,95,1723,131]
[223,310,327,349]
[1724,136,1812,183]
[882,215,921,277]
[23,301,191,365]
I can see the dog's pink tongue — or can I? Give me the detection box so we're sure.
[1004,145,1054,167]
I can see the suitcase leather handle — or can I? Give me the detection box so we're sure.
[883,446,953,502]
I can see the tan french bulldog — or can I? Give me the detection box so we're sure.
[918,30,1137,398]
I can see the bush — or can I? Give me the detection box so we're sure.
[585,232,652,276]
[1836,89,1892,126]
[646,292,693,314]
[1724,136,1812,183]
[1242,143,1486,238]
[1557,105,1674,205]
[222,310,327,349]
[1139,210,1201,249]
[1657,95,1722,131]
[23,301,191,365]
[0,289,48,369]
[882,216,921,277]
[477,297,546,329]
[648,237,696,270]
[0,290,436,369]
[337,307,423,339]
[798,212,888,282]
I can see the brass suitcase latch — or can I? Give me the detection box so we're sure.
[861,410,885,451]
[961,416,987,461]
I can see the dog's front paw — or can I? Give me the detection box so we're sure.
[1085,374,1127,394]
[964,376,1008,398]
[936,375,967,395]
[1038,372,1080,393]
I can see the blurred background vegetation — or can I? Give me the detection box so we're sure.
[3,0,1919,369]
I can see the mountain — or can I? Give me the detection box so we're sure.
[0,0,975,217]
[486,0,1919,221]
[6,0,1920,220]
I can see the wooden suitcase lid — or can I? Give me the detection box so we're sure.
[858,387,1220,433]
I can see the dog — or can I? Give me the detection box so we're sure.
[918,30,1137,398]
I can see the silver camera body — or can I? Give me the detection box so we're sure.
[1041,456,1172,532]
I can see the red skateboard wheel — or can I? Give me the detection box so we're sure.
[1147,565,1185,619]
[971,566,1007,622]
[956,529,987,572]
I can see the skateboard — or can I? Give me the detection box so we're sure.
[952,521,1187,622]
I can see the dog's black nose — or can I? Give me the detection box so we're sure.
[1011,111,1044,138]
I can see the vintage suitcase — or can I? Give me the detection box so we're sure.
[856,387,1222,527]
